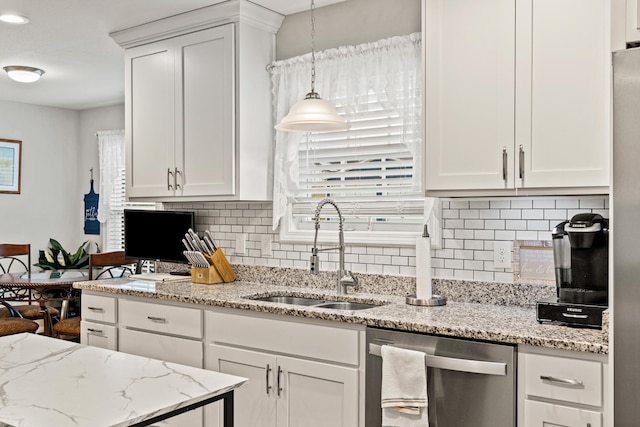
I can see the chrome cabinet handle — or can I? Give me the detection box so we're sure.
[502,147,508,181]
[167,168,174,190]
[540,375,584,386]
[265,364,272,395]
[87,328,103,334]
[146,316,166,322]
[277,366,283,396]
[87,307,104,312]
[174,168,182,190]
[519,145,524,180]
[562,313,589,319]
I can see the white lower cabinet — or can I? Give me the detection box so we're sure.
[524,400,602,427]
[80,321,117,350]
[519,346,608,427]
[117,298,204,427]
[204,309,363,427]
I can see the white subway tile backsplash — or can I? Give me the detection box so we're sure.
[170,195,608,283]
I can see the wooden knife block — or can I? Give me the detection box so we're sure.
[191,248,236,284]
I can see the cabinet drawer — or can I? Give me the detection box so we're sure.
[524,353,602,406]
[119,328,203,368]
[524,399,602,427]
[119,299,202,339]
[80,321,117,350]
[82,294,117,324]
[206,311,360,365]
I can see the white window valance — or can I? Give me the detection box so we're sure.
[270,33,424,241]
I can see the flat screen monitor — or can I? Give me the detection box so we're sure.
[124,209,195,263]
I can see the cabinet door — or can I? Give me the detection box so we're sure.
[276,356,359,427]
[119,329,203,427]
[515,0,609,189]
[175,25,235,197]
[125,40,176,198]
[627,0,640,43]
[80,321,117,350]
[424,0,516,191]
[206,344,277,427]
[524,400,602,427]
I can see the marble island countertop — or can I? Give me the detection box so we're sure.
[74,277,608,355]
[0,333,246,427]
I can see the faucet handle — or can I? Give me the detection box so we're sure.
[340,270,358,287]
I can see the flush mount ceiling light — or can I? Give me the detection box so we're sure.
[0,14,29,24]
[275,0,349,133]
[3,66,45,83]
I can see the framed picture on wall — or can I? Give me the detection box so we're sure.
[0,139,22,194]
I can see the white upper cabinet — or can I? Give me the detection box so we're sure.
[113,0,283,201]
[627,0,640,43]
[424,0,611,196]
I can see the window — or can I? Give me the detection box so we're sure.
[270,33,437,246]
[97,130,154,270]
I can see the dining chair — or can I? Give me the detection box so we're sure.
[0,243,60,322]
[53,251,141,340]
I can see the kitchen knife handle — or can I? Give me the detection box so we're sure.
[167,168,173,190]
[502,147,507,182]
[277,365,283,396]
[265,364,272,395]
[519,145,524,180]
[174,167,182,189]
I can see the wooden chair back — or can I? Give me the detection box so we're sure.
[0,244,30,274]
[89,251,142,280]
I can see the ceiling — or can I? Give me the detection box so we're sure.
[0,0,344,110]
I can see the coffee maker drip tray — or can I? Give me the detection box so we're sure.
[537,297,606,329]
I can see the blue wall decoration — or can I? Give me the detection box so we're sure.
[84,168,100,235]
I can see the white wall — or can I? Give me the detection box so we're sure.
[276,0,421,60]
[0,100,81,261]
[0,101,124,264]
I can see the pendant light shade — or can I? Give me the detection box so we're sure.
[275,91,349,133]
[275,0,350,133]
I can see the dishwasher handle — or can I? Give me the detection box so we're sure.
[369,343,507,376]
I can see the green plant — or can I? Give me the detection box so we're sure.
[34,238,90,270]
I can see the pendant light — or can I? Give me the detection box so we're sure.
[275,0,349,133]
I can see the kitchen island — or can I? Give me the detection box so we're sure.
[0,333,246,427]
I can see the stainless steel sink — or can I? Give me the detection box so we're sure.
[247,294,383,310]
[252,296,326,306]
[314,301,379,310]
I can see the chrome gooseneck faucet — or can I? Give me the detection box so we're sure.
[310,198,358,294]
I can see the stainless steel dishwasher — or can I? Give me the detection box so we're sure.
[366,327,516,427]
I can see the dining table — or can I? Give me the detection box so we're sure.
[0,270,90,335]
[0,333,246,427]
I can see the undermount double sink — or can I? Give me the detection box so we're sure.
[249,295,384,311]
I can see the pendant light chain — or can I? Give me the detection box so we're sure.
[310,0,316,95]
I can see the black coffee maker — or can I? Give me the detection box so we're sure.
[537,213,609,328]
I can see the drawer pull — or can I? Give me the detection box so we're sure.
[562,313,589,319]
[147,316,167,322]
[540,375,584,387]
[87,328,103,334]
[87,307,104,312]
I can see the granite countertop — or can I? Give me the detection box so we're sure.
[74,277,608,355]
[0,333,246,427]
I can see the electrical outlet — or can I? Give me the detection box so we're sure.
[493,241,512,268]
[235,234,247,255]
[260,235,272,257]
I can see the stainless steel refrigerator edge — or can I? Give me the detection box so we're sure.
[613,46,640,426]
